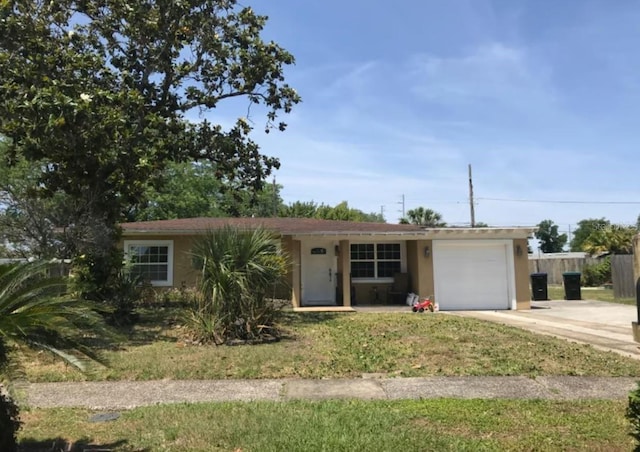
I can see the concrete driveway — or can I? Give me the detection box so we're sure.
[452,299,640,360]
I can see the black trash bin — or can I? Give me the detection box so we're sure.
[562,272,581,300]
[530,272,548,301]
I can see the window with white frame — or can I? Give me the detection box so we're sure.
[124,240,173,286]
[350,243,401,279]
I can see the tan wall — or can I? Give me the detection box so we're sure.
[122,234,296,301]
[513,238,531,309]
[406,240,434,300]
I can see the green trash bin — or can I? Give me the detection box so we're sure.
[562,272,581,300]
[530,273,548,301]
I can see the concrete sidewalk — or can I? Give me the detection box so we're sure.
[21,376,639,410]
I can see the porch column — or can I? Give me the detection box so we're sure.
[339,239,351,306]
[291,239,302,308]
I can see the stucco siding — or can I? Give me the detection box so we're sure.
[513,238,531,309]
[406,239,434,301]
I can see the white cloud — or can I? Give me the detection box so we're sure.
[408,42,557,112]
[316,61,379,100]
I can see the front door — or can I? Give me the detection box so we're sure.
[302,241,336,306]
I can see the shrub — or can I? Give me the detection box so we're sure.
[105,268,142,326]
[68,247,124,303]
[627,381,640,451]
[581,256,611,287]
[186,226,290,345]
[0,391,21,452]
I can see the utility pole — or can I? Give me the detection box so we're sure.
[380,205,385,221]
[398,194,405,219]
[468,164,475,227]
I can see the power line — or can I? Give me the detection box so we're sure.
[477,197,640,205]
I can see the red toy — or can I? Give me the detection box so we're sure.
[412,296,435,313]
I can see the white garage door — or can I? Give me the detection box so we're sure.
[432,240,514,311]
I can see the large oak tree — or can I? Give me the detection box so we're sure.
[0,0,299,292]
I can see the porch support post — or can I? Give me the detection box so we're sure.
[339,239,351,307]
[291,239,302,308]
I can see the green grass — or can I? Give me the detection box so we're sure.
[18,399,635,451]
[22,309,640,382]
[547,285,636,305]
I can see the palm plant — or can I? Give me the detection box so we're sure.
[0,261,114,451]
[583,226,636,255]
[401,207,447,227]
[188,226,290,345]
[0,262,112,378]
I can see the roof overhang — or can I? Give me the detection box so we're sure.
[122,227,537,240]
[290,228,536,240]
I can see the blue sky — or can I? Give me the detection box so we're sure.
[213,0,640,238]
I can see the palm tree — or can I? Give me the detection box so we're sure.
[400,207,447,227]
[0,261,113,450]
[189,226,290,344]
[582,226,636,255]
[0,262,111,376]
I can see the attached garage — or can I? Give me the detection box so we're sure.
[432,240,515,311]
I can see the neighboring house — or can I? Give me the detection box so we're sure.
[120,217,536,312]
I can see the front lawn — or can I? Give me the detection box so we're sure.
[23,309,640,382]
[547,285,636,305]
[18,399,635,451]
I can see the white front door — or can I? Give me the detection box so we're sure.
[302,241,336,305]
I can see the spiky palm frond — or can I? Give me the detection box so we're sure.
[0,262,114,382]
[189,226,290,344]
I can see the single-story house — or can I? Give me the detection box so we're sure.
[120,217,536,311]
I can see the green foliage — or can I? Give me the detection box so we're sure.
[581,256,611,287]
[583,224,636,255]
[150,286,198,307]
[0,0,299,209]
[104,268,144,326]
[16,399,638,452]
[570,218,610,252]
[400,207,447,227]
[535,219,567,253]
[187,227,290,344]
[0,262,113,380]
[0,262,117,451]
[0,392,20,452]
[627,381,640,451]
[0,1,299,282]
[67,241,126,304]
[280,200,384,222]
[0,140,68,259]
[130,161,284,221]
